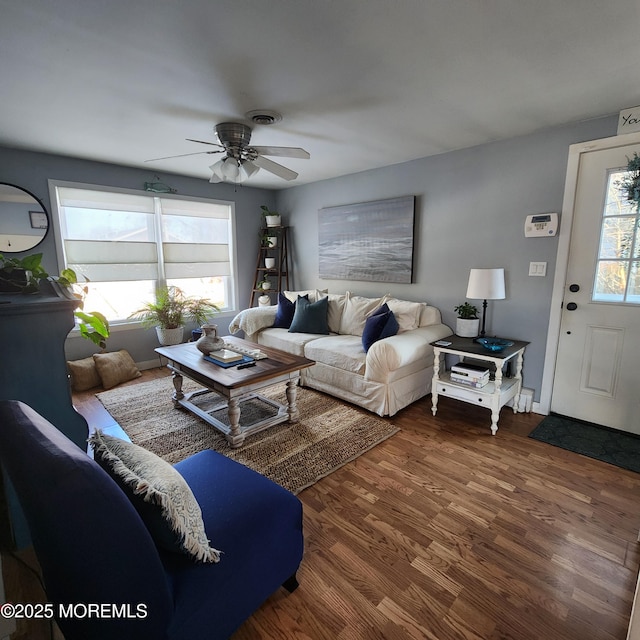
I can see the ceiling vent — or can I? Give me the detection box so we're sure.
[245,110,282,126]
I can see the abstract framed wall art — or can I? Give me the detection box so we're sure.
[318,195,415,283]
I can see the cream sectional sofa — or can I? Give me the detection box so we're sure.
[229,290,452,417]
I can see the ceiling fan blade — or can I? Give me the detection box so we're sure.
[251,146,310,159]
[253,155,298,181]
[145,150,223,162]
[186,138,225,149]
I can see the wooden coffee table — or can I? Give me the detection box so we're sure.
[155,337,314,448]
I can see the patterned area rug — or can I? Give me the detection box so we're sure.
[528,414,640,473]
[96,378,400,494]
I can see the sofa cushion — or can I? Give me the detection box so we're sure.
[325,293,346,334]
[89,430,221,564]
[304,335,366,375]
[93,349,141,390]
[339,292,386,336]
[362,304,399,352]
[289,295,329,334]
[273,292,304,329]
[284,288,327,303]
[258,328,323,356]
[385,298,426,332]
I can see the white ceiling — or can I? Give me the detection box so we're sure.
[1,0,639,189]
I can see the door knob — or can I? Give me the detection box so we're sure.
[569,284,580,292]
[566,302,578,311]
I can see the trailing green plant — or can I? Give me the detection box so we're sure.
[58,269,110,349]
[0,252,49,293]
[0,252,110,348]
[454,302,479,319]
[129,285,219,329]
[615,152,640,211]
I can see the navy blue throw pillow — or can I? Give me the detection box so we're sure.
[362,303,399,352]
[273,292,304,329]
[288,295,329,334]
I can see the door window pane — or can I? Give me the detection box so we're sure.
[593,171,640,303]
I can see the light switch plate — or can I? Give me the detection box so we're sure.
[528,261,547,276]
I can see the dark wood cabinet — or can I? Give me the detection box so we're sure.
[0,280,88,548]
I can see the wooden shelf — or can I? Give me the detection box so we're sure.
[250,226,291,307]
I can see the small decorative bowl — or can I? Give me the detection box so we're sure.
[474,337,514,352]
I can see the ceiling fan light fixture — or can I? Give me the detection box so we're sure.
[210,157,260,184]
[220,157,241,180]
[209,160,224,183]
[241,159,259,178]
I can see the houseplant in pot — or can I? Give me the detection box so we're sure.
[129,285,219,346]
[0,252,49,293]
[454,302,480,337]
[0,253,110,348]
[260,231,278,248]
[260,205,281,227]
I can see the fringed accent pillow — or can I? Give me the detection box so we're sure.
[89,430,220,563]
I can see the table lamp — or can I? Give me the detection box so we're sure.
[466,268,506,336]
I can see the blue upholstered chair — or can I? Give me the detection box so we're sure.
[0,400,304,639]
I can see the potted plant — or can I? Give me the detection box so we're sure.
[259,232,278,248]
[257,278,272,291]
[260,205,282,227]
[0,252,110,348]
[129,285,219,346]
[0,252,49,293]
[454,302,480,337]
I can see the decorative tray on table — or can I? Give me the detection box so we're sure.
[474,337,514,352]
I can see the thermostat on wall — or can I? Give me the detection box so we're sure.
[524,213,558,237]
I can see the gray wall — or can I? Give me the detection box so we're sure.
[275,115,619,401]
[0,114,620,398]
[0,146,275,364]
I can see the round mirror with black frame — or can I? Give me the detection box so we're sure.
[0,183,49,253]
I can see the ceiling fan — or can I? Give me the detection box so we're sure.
[146,122,310,184]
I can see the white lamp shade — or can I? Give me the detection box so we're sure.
[466,268,505,300]
[209,160,224,183]
[220,158,240,180]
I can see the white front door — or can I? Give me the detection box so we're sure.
[551,139,640,434]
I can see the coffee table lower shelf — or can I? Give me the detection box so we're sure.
[175,387,290,444]
[170,369,302,448]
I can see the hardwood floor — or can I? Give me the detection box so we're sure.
[229,386,640,640]
[7,369,640,639]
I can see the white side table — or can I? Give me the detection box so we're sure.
[430,336,529,435]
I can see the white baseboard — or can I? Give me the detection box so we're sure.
[137,358,164,371]
[506,387,534,412]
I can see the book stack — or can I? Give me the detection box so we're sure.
[208,349,244,363]
[450,362,490,388]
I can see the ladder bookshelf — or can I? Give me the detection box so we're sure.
[250,226,290,307]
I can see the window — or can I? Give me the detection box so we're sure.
[593,170,640,304]
[51,183,236,323]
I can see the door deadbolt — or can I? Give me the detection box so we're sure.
[569,284,580,292]
[566,302,578,311]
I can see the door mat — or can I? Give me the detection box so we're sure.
[528,414,640,473]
